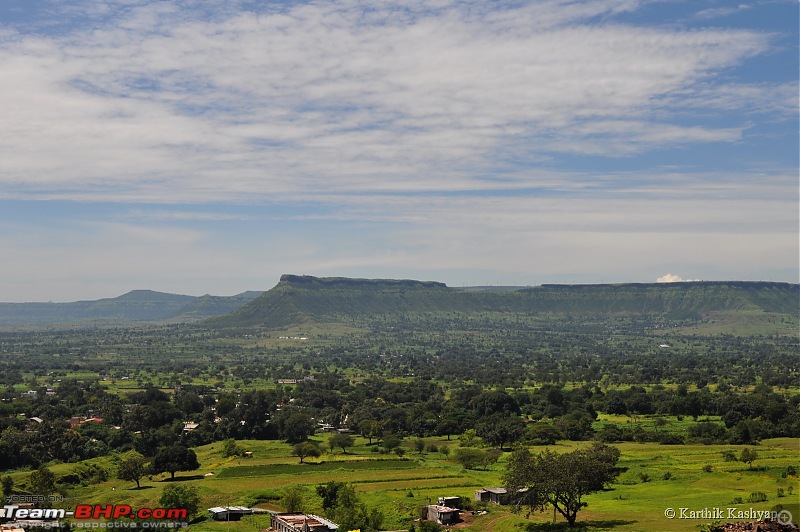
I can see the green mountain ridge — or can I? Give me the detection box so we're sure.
[2,276,796,330]
[207,275,799,329]
[0,290,263,328]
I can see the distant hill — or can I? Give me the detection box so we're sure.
[207,275,799,329]
[513,282,799,319]
[208,274,465,328]
[3,276,796,330]
[0,290,263,328]
[171,291,265,321]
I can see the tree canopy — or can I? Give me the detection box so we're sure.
[328,433,355,454]
[504,443,620,527]
[159,485,200,518]
[150,445,199,480]
[117,452,147,489]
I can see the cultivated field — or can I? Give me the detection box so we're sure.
[13,433,796,531]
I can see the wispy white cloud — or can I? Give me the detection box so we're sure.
[123,210,253,222]
[0,0,780,202]
[0,0,796,300]
[692,4,752,21]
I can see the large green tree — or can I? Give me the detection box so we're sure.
[281,485,307,513]
[275,410,316,444]
[503,443,620,527]
[475,413,525,450]
[151,445,200,480]
[29,465,56,496]
[117,452,147,489]
[328,433,355,454]
[316,481,347,512]
[292,442,321,464]
[159,485,200,519]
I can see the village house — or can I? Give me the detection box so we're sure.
[421,505,460,525]
[474,487,528,505]
[207,506,268,521]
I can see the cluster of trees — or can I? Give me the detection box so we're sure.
[2,314,796,393]
[278,481,384,532]
[0,309,796,473]
[1,368,797,471]
[315,481,385,532]
[117,444,199,488]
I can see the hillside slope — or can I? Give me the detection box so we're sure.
[209,274,472,328]
[207,275,799,329]
[0,290,261,328]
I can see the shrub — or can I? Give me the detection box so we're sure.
[57,473,81,486]
[638,472,651,483]
[747,492,767,503]
[662,472,673,481]
[453,447,488,470]
[425,443,438,453]
[659,434,684,445]
[721,451,737,462]
[731,497,743,504]
[702,464,714,473]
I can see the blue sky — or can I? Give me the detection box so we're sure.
[0,0,797,302]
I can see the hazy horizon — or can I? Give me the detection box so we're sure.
[5,275,799,305]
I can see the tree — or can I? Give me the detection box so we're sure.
[2,475,13,498]
[316,481,347,512]
[221,438,242,458]
[381,434,402,451]
[29,465,56,496]
[292,442,321,464]
[360,419,382,445]
[328,433,355,454]
[414,438,426,454]
[281,485,306,513]
[459,429,480,448]
[453,447,490,470]
[117,452,147,489]
[476,413,525,450]
[503,443,620,527]
[151,445,200,480]
[275,410,316,444]
[526,422,562,445]
[322,483,384,532]
[554,412,595,441]
[740,448,758,470]
[159,485,200,519]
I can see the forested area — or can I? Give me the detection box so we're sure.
[0,314,797,471]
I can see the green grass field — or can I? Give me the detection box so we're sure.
[9,434,796,531]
